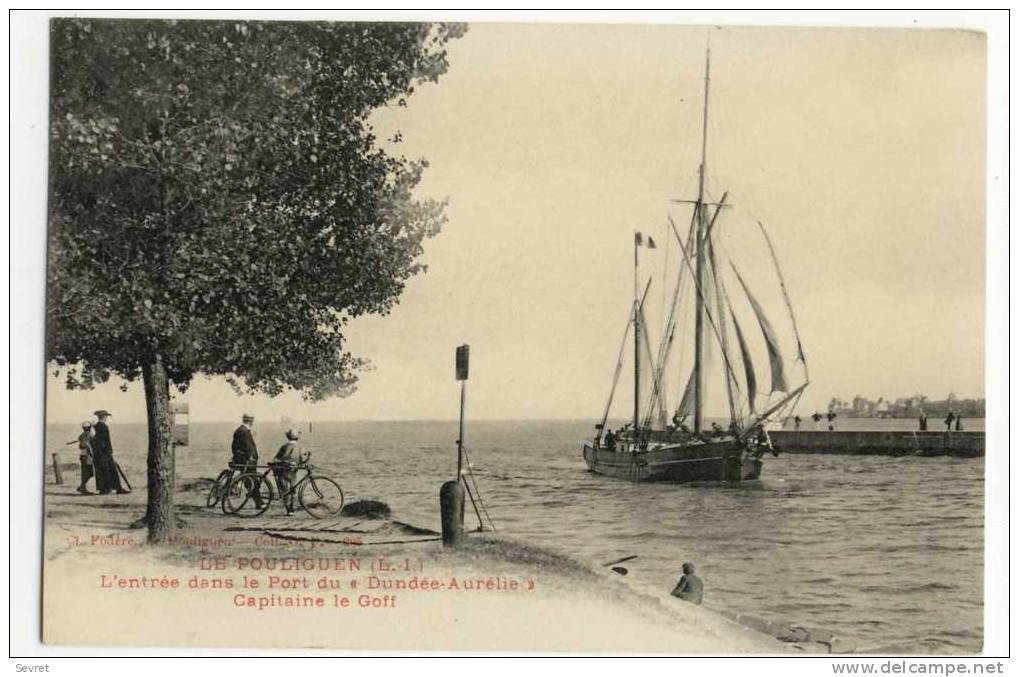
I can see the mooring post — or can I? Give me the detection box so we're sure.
[439,480,465,547]
[52,452,63,485]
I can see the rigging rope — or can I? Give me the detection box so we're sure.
[638,304,668,429]
[708,238,741,427]
[460,444,496,532]
[713,218,809,421]
[667,213,746,409]
[599,305,633,431]
[646,208,697,423]
[743,382,810,436]
[757,220,809,380]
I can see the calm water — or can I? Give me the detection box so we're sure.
[45,417,984,653]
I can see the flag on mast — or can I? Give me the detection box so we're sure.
[635,232,656,249]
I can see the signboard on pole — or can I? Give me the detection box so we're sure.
[170,401,189,446]
[456,344,470,381]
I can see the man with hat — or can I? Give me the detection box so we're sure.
[231,414,259,472]
[92,410,128,494]
[230,414,263,509]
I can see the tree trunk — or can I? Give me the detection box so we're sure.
[142,352,175,543]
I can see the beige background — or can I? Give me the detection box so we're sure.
[45,23,986,425]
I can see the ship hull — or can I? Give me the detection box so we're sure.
[582,438,762,483]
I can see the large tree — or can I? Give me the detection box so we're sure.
[47,18,465,542]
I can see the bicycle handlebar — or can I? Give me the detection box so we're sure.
[226,450,312,471]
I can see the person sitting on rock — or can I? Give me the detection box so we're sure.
[670,562,703,605]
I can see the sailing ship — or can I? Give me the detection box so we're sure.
[582,46,809,483]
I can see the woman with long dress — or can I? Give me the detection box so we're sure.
[91,410,127,494]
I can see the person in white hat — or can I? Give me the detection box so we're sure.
[229,414,263,509]
[231,414,259,472]
[272,429,305,516]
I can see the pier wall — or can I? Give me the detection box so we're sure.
[769,430,984,458]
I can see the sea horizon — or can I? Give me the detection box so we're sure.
[45,414,989,426]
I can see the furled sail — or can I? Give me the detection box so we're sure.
[732,265,788,393]
[730,310,757,414]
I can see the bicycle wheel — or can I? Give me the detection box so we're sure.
[221,472,247,515]
[223,473,273,518]
[206,469,233,508]
[299,476,344,518]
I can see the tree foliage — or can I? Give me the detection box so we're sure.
[48,18,465,399]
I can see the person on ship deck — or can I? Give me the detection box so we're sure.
[603,429,617,451]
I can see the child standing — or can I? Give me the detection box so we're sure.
[76,421,95,494]
[273,429,305,516]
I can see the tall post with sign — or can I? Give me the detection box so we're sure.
[440,345,470,548]
[455,344,469,477]
[169,401,189,446]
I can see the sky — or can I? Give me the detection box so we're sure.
[45,22,988,423]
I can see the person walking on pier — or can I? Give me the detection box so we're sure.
[919,411,928,431]
[671,562,703,605]
[945,411,956,431]
[793,415,802,431]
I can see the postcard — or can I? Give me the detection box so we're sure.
[34,16,993,654]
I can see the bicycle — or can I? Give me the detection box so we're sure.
[222,454,343,519]
[207,462,249,509]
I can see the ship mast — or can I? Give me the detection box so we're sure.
[693,44,711,434]
[633,233,640,433]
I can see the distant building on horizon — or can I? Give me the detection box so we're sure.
[827,393,984,419]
